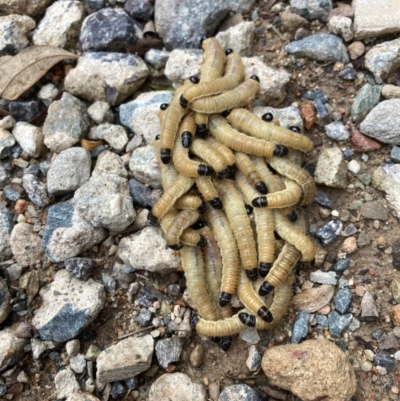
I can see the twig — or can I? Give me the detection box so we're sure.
[270,25,288,43]
[118,325,155,340]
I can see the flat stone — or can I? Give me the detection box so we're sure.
[325,121,350,141]
[0,277,11,324]
[155,337,182,368]
[246,345,261,372]
[310,270,337,285]
[292,285,335,312]
[32,270,105,342]
[360,291,379,321]
[129,145,162,188]
[379,332,400,350]
[64,258,94,281]
[261,339,356,401]
[361,201,388,221]
[334,287,352,314]
[314,146,347,188]
[96,334,154,383]
[12,122,45,158]
[216,21,255,57]
[219,384,261,401]
[70,353,86,373]
[0,324,27,372]
[55,369,80,399]
[351,84,381,123]
[149,373,206,401]
[315,220,343,246]
[328,311,352,337]
[22,173,49,208]
[291,311,310,343]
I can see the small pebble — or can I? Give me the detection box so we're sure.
[347,160,361,174]
[341,237,357,254]
[361,361,373,372]
[370,328,385,340]
[291,311,310,343]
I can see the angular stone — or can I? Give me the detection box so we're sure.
[155,337,182,368]
[0,129,15,159]
[92,150,127,178]
[22,174,49,208]
[334,288,352,314]
[291,0,332,21]
[144,48,170,69]
[314,146,347,188]
[96,335,154,383]
[351,84,382,124]
[216,21,255,57]
[246,345,261,372]
[0,324,27,372]
[129,145,162,188]
[12,122,45,158]
[87,101,113,125]
[96,123,128,152]
[328,311,352,337]
[292,285,335,312]
[360,291,379,321]
[382,85,400,99]
[0,277,11,324]
[310,270,337,285]
[315,220,343,246]
[219,384,261,401]
[32,270,105,342]
[124,0,154,21]
[0,14,35,56]
[350,125,382,153]
[328,16,353,42]
[55,369,80,399]
[291,311,310,344]
[361,201,388,221]
[0,206,14,262]
[325,121,350,141]
[378,332,400,350]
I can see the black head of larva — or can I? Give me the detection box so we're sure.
[219,292,232,307]
[220,336,233,351]
[255,182,268,195]
[198,164,215,176]
[262,112,274,122]
[179,95,188,109]
[168,243,183,251]
[198,235,207,248]
[196,124,208,138]
[252,196,267,208]
[160,148,171,164]
[259,262,272,278]
[217,168,228,179]
[190,75,200,84]
[250,75,260,82]
[245,204,253,215]
[191,314,200,328]
[221,109,231,117]
[181,131,193,148]
[258,281,275,297]
[191,220,206,230]
[246,268,258,281]
[288,210,298,222]
[227,164,237,174]
[274,231,281,240]
[155,134,160,140]
[273,145,289,157]
[290,126,301,133]
[209,197,223,210]
[257,306,273,323]
[225,48,233,55]
[239,312,256,327]
[198,200,207,214]
[160,103,169,110]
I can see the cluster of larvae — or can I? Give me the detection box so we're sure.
[150,37,316,351]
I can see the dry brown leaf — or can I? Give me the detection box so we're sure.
[0,46,78,101]
[26,270,39,305]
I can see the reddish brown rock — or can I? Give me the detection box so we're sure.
[328,5,354,20]
[350,125,383,153]
[300,102,317,130]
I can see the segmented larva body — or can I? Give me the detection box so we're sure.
[180,51,244,107]
[190,78,260,114]
[209,114,288,158]
[267,156,316,206]
[175,194,206,213]
[235,151,268,194]
[214,179,258,281]
[205,136,236,173]
[180,111,196,148]
[205,206,239,306]
[200,37,226,82]
[195,176,223,210]
[165,209,201,249]
[181,245,218,321]
[194,112,208,137]
[190,138,229,179]
[251,156,285,193]
[226,108,313,153]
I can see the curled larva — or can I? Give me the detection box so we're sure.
[209,114,288,158]
[199,37,226,82]
[235,151,268,194]
[205,206,239,307]
[190,77,260,114]
[194,112,208,138]
[226,108,313,153]
[191,137,229,179]
[205,136,236,174]
[195,176,223,210]
[180,111,196,148]
[165,209,201,249]
[180,51,244,107]
[181,245,218,321]
[175,194,206,214]
[250,156,285,193]
[235,171,275,278]
[267,156,316,206]
[214,179,258,281]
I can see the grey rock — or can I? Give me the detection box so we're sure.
[144,49,170,69]
[135,309,152,326]
[226,0,256,13]
[372,164,400,217]
[22,174,49,208]
[41,201,106,263]
[253,105,303,131]
[80,8,138,52]
[124,377,138,390]
[70,353,86,373]
[65,258,94,280]
[0,129,15,159]
[328,311,352,337]
[9,100,39,122]
[310,269,338,285]
[154,0,229,49]
[37,83,59,107]
[31,338,56,359]
[338,64,357,81]
[357,231,371,247]
[129,145,162,188]
[43,92,90,153]
[118,226,181,272]
[316,314,328,326]
[87,101,114,125]
[4,188,20,200]
[348,317,360,331]
[47,148,92,195]
[155,337,182,368]
[328,15,353,42]
[374,351,396,371]
[302,89,329,103]
[246,345,261,372]
[290,0,332,21]
[378,332,400,350]
[357,173,371,186]
[129,178,153,208]
[55,369,80,399]
[101,273,116,291]
[0,0,54,17]
[334,288,352,314]
[361,200,389,221]
[164,49,203,84]
[32,270,105,342]
[0,207,13,261]
[0,277,11,324]
[12,122,45,158]
[9,222,44,267]
[291,284,335,312]
[96,335,154,383]
[351,83,381,124]
[341,224,358,237]
[0,14,35,56]
[334,258,350,272]
[96,123,128,152]
[291,311,310,343]
[216,21,255,57]
[0,324,27,372]
[285,33,349,63]
[313,192,333,208]
[124,0,154,21]
[119,91,175,145]
[0,160,11,188]
[32,0,85,49]
[390,145,400,163]
[92,150,127,178]
[219,384,261,401]
[325,121,350,141]
[73,173,136,232]
[370,328,385,340]
[314,146,347,188]
[66,339,80,357]
[239,327,260,344]
[149,373,206,401]
[360,291,379,321]
[65,52,149,106]
[87,0,105,10]
[110,382,125,399]
[315,220,343,246]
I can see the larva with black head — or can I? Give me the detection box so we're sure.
[209,114,288,158]
[261,111,280,126]
[175,194,206,214]
[205,136,236,174]
[180,111,195,149]
[250,156,286,194]
[213,179,258,281]
[195,176,223,210]
[164,209,201,249]
[235,151,268,194]
[199,37,226,82]
[194,112,208,138]
[226,108,313,153]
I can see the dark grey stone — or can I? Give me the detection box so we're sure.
[334,288,352,314]
[313,192,333,208]
[88,0,105,10]
[110,381,125,399]
[314,98,328,117]
[135,309,152,326]
[370,328,384,341]
[338,65,357,81]
[64,258,94,280]
[291,311,310,344]
[102,273,116,291]
[124,0,154,21]
[0,384,6,397]
[4,188,20,201]
[315,220,342,246]
[22,173,49,207]
[0,206,14,261]
[391,146,400,163]
[12,300,27,312]
[219,383,261,401]
[285,33,349,63]
[334,258,350,272]
[155,337,182,368]
[129,178,153,208]
[341,224,357,237]
[24,165,41,176]
[9,101,39,122]
[328,311,352,337]
[291,0,332,21]
[0,131,15,159]
[80,8,138,52]
[0,160,11,188]
[378,332,400,350]
[302,89,329,103]
[124,377,138,390]
[351,84,381,123]
[374,351,396,371]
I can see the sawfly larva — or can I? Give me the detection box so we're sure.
[205,206,239,307]
[261,112,280,126]
[251,156,285,194]
[209,114,288,158]
[235,151,268,194]
[195,176,223,210]
[226,108,313,153]
[194,112,208,138]
[165,209,201,249]
[205,136,236,174]
[199,37,226,82]
[180,111,195,148]
[190,76,260,114]
[175,194,206,214]
[214,179,258,281]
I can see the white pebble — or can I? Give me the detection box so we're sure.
[376,366,387,375]
[347,160,361,174]
[331,210,340,217]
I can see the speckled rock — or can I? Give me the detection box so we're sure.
[0,324,27,372]
[154,0,229,49]
[118,226,181,272]
[87,101,113,124]
[155,337,182,368]
[149,373,206,401]
[314,146,347,188]
[216,21,255,57]
[0,160,11,188]
[0,14,35,56]
[0,129,15,159]
[47,148,91,195]
[291,311,310,343]
[351,83,381,123]
[0,206,14,261]
[219,384,260,401]
[92,150,127,178]
[96,335,154,383]
[0,277,11,324]
[124,0,154,21]
[129,145,162,188]
[226,0,256,13]
[290,0,332,21]
[261,339,356,401]
[0,0,54,17]
[12,122,45,158]
[164,49,203,84]
[32,0,85,49]
[32,270,105,342]
[292,285,335,312]
[325,121,350,141]
[361,200,389,221]
[43,92,90,153]
[22,173,49,208]
[65,52,149,105]
[64,258,94,281]
[328,311,352,337]
[328,15,353,42]
[96,123,128,152]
